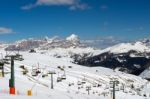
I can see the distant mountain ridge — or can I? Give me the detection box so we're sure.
[5,34,86,51]
[75,38,150,78]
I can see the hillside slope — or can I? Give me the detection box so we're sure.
[0,48,150,99]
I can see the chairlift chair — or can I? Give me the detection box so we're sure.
[4,56,11,61]
[20,65,25,69]
[68,83,72,86]
[81,78,86,84]
[31,70,37,76]
[93,84,97,87]
[61,74,66,80]
[42,74,48,78]
[22,70,28,75]
[77,81,82,85]
[36,69,41,74]
[3,59,10,64]
[31,66,38,76]
[57,77,62,82]
[81,80,86,84]
[68,66,72,68]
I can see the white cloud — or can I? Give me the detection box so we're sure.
[36,0,76,5]
[21,4,36,10]
[0,27,13,34]
[69,3,90,10]
[21,0,90,10]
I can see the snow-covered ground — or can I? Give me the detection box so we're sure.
[99,41,150,54]
[0,48,150,99]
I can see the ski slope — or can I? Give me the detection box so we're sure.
[0,49,150,99]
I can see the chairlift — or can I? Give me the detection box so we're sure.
[57,66,61,69]
[3,59,10,64]
[69,82,74,86]
[57,72,62,82]
[115,87,119,91]
[68,83,72,86]
[81,80,86,84]
[68,66,72,68]
[97,84,101,87]
[36,69,41,74]
[61,70,66,80]
[31,70,37,76]
[42,74,48,78]
[20,65,25,69]
[81,78,86,84]
[120,85,124,90]
[18,57,24,61]
[61,74,66,80]
[93,84,97,87]
[4,56,11,61]
[86,86,91,91]
[57,77,62,82]
[22,69,28,75]
[31,66,38,76]
[36,63,41,74]
[93,83,97,87]
[77,81,82,85]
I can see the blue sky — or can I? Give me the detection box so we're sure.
[0,0,150,42]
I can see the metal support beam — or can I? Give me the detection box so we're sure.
[9,56,15,94]
[51,73,53,89]
[49,71,56,89]
[110,79,119,99]
[113,81,115,99]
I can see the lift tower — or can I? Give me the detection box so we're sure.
[110,78,119,99]
[9,56,15,95]
[49,71,56,89]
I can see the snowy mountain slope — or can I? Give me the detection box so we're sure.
[98,41,150,54]
[37,47,101,58]
[0,48,150,99]
[76,41,150,76]
[140,66,150,79]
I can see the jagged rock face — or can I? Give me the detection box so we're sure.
[76,50,150,75]
[5,39,46,51]
[39,34,85,50]
[39,40,84,50]
[5,34,86,51]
